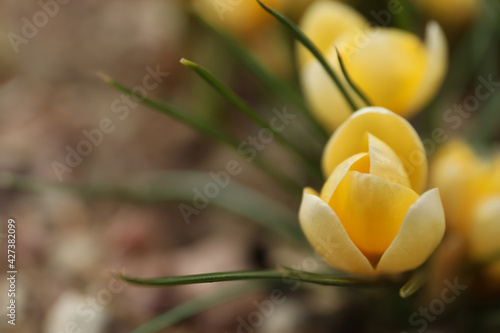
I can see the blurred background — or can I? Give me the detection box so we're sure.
[0,0,498,332]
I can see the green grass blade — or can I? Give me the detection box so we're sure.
[118,269,369,287]
[131,283,262,333]
[97,72,237,145]
[256,0,359,112]
[180,58,273,129]
[335,48,372,107]
[180,58,323,181]
[97,73,235,145]
[195,15,329,141]
[392,0,418,33]
[98,73,304,194]
[0,171,305,245]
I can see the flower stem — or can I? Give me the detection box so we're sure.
[118,268,371,287]
[98,73,304,195]
[180,58,324,181]
[256,0,360,112]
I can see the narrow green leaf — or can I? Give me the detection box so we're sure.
[98,73,304,194]
[194,14,329,141]
[335,48,372,108]
[118,269,369,287]
[97,72,235,146]
[256,0,359,112]
[393,0,418,33]
[0,171,305,245]
[180,58,272,130]
[180,58,323,181]
[131,283,262,333]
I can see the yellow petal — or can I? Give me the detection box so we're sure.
[321,134,410,202]
[329,171,419,260]
[299,190,375,276]
[304,187,319,196]
[300,54,363,132]
[297,0,367,68]
[415,0,481,32]
[430,140,478,174]
[334,27,427,115]
[430,140,480,232]
[405,22,448,116]
[377,188,446,274]
[469,196,500,260]
[298,1,369,132]
[192,0,284,36]
[320,152,369,202]
[479,155,500,198]
[366,133,411,188]
[322,107,427,193]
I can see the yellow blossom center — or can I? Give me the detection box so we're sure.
[324,133,419,261]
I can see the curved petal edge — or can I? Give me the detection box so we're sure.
[299,191,375,276]
[377,188,446,274]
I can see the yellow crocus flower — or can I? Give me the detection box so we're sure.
[470,196,500,277]
[298,1,448,132]
[322,107,428,193]
[430,141,500,269]
[192,0,285,37]
[192,0,322,37]
[299,108,446,275]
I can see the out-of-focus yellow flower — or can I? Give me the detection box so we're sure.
[430,140,500,234]
[297,1,448,132]
[299,108,445,276]
[415,0,482,34]
[430,141,500,270]
[192,0,322,37]
[191,0,322,78]
[192,0,283,37]
[322,107,428,193]
[470,197,500,270]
